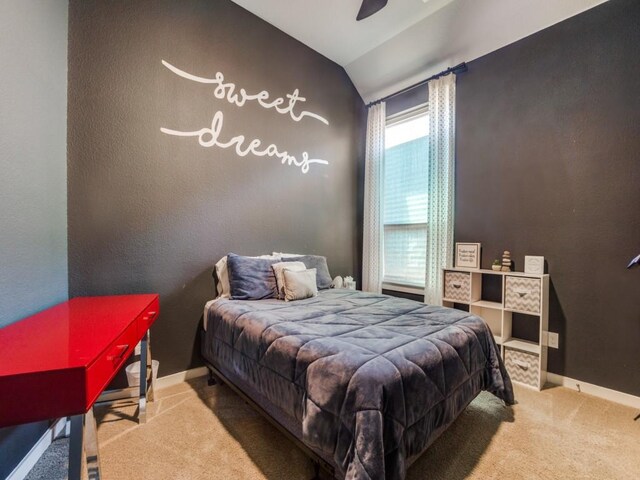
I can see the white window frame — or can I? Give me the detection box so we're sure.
[381,103,429,295]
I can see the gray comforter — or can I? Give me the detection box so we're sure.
[203,289,513,480]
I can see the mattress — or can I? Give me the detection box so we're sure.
[202,289,514,480]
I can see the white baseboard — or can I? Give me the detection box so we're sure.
[546,373,640,410]
[7,417,67,480]
[155,366,209,390]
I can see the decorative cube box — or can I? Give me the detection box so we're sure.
[504,347,540,388]
[443,271,472,302]
[504,276,541,315]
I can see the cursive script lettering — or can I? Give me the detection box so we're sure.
[162,60,329,126]
[160,111,328,174]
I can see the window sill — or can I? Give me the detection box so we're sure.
[381,283,425,296]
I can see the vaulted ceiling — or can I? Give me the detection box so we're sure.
[231,0,608,102]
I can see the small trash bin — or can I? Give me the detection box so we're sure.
[126,360,159,387]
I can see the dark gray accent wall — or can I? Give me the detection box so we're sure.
[67,0,364,377]
[456,0,640,395]
[0,1,68,477]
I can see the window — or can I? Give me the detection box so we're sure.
[383,107,429,289]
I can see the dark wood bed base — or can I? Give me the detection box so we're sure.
[203,361,336,480]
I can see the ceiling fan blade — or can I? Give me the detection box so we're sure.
[356,0,388,21]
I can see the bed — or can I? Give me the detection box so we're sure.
[201,288,514,480]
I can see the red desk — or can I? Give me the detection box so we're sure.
[0,294,159,479]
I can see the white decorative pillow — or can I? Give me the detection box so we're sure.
[215,254,281,298]
[272,252,303,257]
[283,268,318,302]
[272,261,306,299]
[215,256,230,298]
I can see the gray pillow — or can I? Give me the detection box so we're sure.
[227,253,279,300]
[282,255,332,290]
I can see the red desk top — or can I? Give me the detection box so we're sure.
[0,295,158,375]
[0,295,159,427]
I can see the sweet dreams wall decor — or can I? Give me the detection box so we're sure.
[160,60,330,174]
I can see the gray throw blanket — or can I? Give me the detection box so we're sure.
[204,289,514,479]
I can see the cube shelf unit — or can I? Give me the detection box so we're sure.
[441,267,550,390]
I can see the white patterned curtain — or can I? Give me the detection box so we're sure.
[424,74,456,305]
[362,102,386,293]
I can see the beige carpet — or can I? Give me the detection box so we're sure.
[92,378,640,480]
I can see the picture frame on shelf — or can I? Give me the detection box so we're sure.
[455,242,481,269]
[525,255,545,275]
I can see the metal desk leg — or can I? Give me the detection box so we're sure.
[84,407,102,480]
[146,331,155,403]
[69,407,102,480]
[69,415,84,480]
[138,330,154,424]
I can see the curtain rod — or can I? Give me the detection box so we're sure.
[366,62,468,108]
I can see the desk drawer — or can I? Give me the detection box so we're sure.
[137,298,160,337]
[86,321,137,406]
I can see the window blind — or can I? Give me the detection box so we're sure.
[383,115,428,287]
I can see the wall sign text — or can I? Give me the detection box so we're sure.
[160,60,329,174]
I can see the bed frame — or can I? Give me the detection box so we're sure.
[203,360,335,480]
